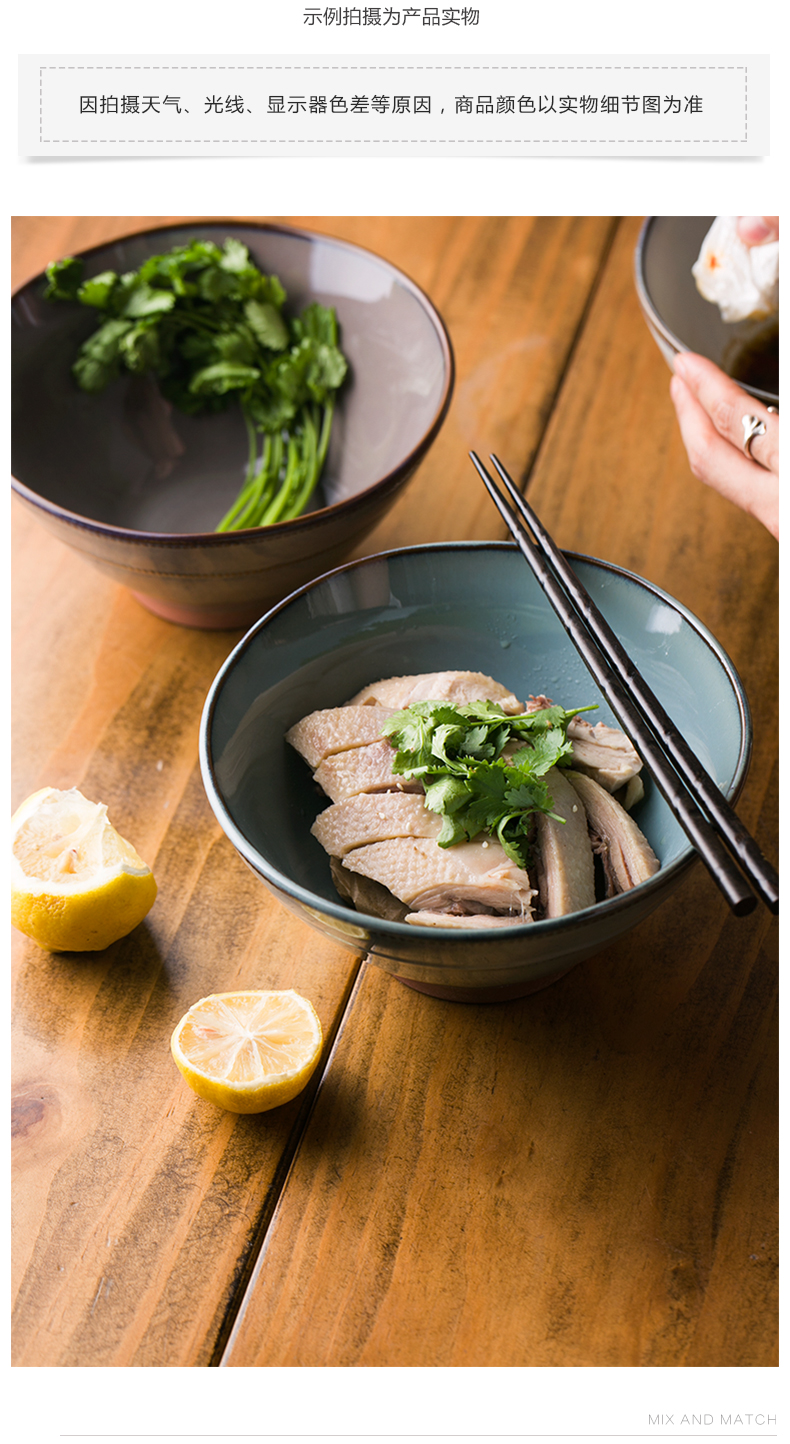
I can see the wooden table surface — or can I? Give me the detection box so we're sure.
[11,216,778,1368]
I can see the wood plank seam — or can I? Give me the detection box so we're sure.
[217,959,371,1365]
[211,958,368,1365]
[518,215,621,500]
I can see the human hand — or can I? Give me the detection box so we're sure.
[737,216,779,246]
[669,352,778,539]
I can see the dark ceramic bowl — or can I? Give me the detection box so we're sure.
[199,543,751,1003]
[12,222,454,628]
[635,216,779,406]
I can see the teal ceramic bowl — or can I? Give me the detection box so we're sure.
[200,543,751,1001]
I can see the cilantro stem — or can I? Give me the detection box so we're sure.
[259,435,298,526]
[197,391,332,533]
[316,397,334,469]
[280,406,319,521]
[214,412,262,531]
[244,410,259,488]
[282,401,334,521]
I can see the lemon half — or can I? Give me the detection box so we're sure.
[170,990,323,1114]
[11,786,157,952]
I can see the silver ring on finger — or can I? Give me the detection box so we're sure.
[742,413,767,462]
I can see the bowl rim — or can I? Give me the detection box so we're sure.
[11,218,455,546]
[199,539,753,943]
[634,216,779,407]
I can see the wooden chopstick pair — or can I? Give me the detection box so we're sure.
[471,451,779,917]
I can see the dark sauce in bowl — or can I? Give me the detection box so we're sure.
[724,317,779,398]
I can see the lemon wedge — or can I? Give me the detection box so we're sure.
[170,990,323,1114]
[11,786,157,952]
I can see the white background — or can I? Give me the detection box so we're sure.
[6,0,785,1438]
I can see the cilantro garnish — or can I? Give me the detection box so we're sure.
[44,239,348,532]
[380,699,597,869]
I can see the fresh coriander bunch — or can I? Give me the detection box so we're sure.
[380,698,598,869]
[44,238,349,532]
